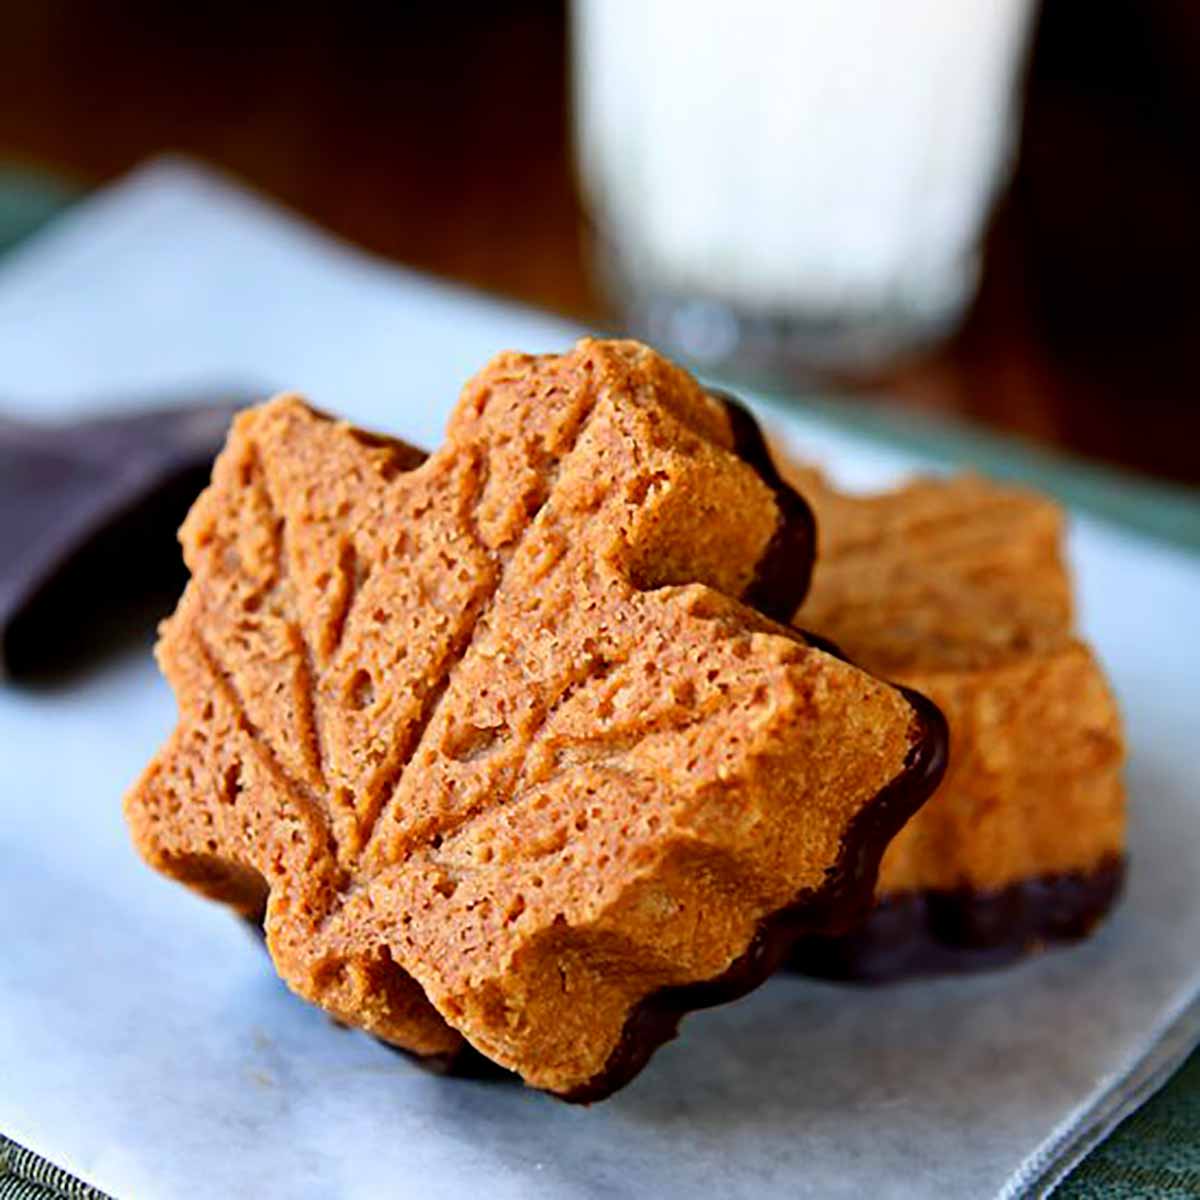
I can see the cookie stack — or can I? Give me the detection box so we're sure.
[125,339,1123,1100]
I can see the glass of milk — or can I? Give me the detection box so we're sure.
[571,0,1039,376]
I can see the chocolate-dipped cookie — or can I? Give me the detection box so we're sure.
[784,467,1125,979]
[126,340,945,1097]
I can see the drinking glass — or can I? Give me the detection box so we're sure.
[571,0,1039,377]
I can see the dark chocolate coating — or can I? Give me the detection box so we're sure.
[715,391,817,620]
[0,397,251,679]
[788,856,1126,982]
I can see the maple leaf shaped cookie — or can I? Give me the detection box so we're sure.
[126,339,945,1099]
[781,467,1124,980]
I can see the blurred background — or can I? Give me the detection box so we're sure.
[1,0,1198,484]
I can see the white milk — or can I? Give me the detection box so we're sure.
[571,0,1037,367]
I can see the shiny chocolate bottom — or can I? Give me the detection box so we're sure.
[787,856,1126,982]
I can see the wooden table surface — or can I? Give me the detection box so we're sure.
[2,0,1197,486]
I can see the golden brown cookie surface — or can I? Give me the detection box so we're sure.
[787,467,1073,675]
[126,340,945,1097]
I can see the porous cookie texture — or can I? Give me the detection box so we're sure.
[125,340,945,1098]
[784,467,1126,979]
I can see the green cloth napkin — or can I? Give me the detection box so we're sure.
[2,166,1198,1200]
[0,167,74,259]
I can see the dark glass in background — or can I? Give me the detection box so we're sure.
[0,0,1196,485]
